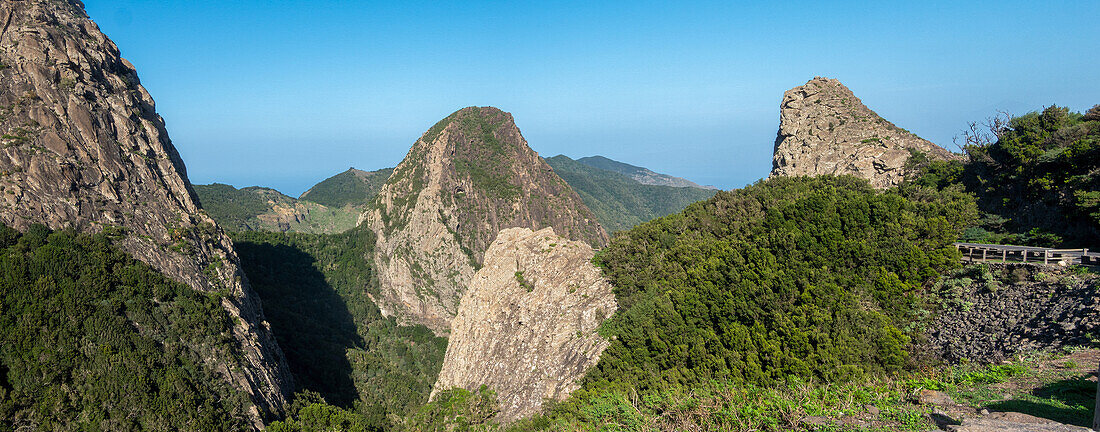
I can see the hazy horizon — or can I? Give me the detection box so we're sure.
[82,1,1099,196]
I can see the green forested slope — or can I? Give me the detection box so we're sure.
[911,105,1100,247]
[193,184,360,234]
[193,183,275,230]
[299,168,394,208]
[0,224,252,431]
[231,227,446,431]
[585,175,975,391]
[545,155,717,233]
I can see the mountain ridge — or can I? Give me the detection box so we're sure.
[576,155,716,189]
[360,106,608,334]
[545,155,718,233]
[0,0,291,425]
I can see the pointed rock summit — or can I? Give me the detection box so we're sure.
[0,0,290,424]
[361,106,608,334]
[431,227,616,423]
[770,77,957,188]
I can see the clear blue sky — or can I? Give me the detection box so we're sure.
[83,0,1099,196]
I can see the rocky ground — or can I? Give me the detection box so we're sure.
[925,264,1099,363]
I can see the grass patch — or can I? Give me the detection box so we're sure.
[515,271,533,292]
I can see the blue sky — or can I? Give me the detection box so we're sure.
[83,1,1099,195]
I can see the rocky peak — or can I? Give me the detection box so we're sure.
[0,0,291,425]
[361,106,608,334]
[770,77,957,188]
[431,227,616,423]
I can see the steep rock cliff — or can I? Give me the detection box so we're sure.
[770,77,956,188]
[431,227,616,422]
[360,107,608,334]
[0,0,291,425]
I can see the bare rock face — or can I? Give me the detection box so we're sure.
[431,227,616,423]
[0,0,291,426]
[770,77,957,188]
[360,107,608,334]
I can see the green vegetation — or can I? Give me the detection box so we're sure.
[514,271,533,292]
[402,386,499,432]
[909,105,1100,247]
[0,224,252,430]
[268,391,376,432]
[510,350,1095,431]
[232,227,447,431]
[587,175,975,391]
[546,155,716,233]
[300,168,393,208]
[193,183,275,230]
[194,183,360,233]
[451,110,520,200]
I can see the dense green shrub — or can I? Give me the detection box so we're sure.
[193,183,277,231]
[910,105,1100,247]
[585,176,975,392]
[232,227,446,430]
[0,224,251,431]
[402,386,500,432]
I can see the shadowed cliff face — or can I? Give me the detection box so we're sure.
[432,227,616,423]
[0,0,291,425]
[361,106,608,334]
[770,77,957,188]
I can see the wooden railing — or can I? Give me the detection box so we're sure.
[954,242,1100,265]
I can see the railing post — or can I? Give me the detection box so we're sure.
[1002,249,1007,263]
[982,249,987,261]
[1094,360,1099,431]
[1044,250,1049,265]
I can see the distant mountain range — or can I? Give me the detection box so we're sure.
[194,155,716,235]
[545,156,717,233]
[575,155,717,189]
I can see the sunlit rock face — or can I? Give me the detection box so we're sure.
[431,227,616,423]
[771,77,957,188]
[0,1,292,425]
[360,106,608,334]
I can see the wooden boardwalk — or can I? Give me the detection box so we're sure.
[954,242,1100,265]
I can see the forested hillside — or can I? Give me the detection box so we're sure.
[299,168,394,208]
[546,156,717,233]
[193,184,360,234]
[911,105,1100,247]
[585,175,976,390]
[0,225,253,430]
[574,156,713,189]
[231,227,446,431]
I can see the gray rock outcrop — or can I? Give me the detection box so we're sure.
[431,227,616,422]
[0,1,291,426]
[360,107,608,334]
[925,264,1099,363]
[770,77,957,188]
